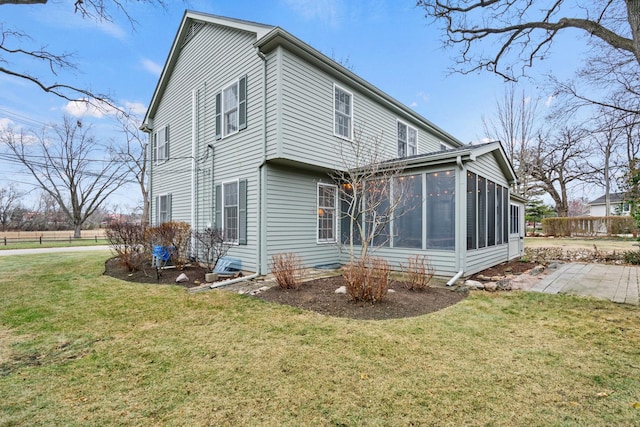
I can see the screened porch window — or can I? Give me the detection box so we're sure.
[426,170,455,249]
[394,174,422,248]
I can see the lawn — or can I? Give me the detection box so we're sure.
[1,251,639,426]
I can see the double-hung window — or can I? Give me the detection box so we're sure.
[334,84,353,140]
[156,194,171,225]
[153,125,169,164]
[215,180,247,244]
[317,183,337,243]
[215,75,247,140]
[397,121,417,157]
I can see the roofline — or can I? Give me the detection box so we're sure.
[254,27,464,148]
[141,11,274,130]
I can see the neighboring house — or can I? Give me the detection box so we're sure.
[141,11,525,279]
[588,193,631,216]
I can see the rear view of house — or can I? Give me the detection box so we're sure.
[142,11,525,280]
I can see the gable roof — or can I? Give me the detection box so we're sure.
[588,193,628,205]
[141,11,463,149]
[142,11,274,130]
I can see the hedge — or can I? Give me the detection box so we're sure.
[542,216,638,237]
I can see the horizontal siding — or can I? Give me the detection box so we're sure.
[265,164,340,270]
[467,153,509,186]
[466,245,510,276]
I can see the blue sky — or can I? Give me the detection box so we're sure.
[0,0,586,209]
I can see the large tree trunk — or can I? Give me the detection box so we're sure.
[627,0,640,65]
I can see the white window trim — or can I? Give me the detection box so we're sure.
[222,78,240,139]
[154,125,169,165]
[317,183,338,244]
[333,83,354,141]
[221,179,240,245]
[397,120,418,157]
[157,193,171,225]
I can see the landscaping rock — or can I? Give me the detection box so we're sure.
[490,275,502,282]
[176,273,189,283]
[464,280,484,290]
[548,262,562,270]
[530,265,545,276]
[497,279,512,291]
[335,286,347,294]
[484,282,498,292]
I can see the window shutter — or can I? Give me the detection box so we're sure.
[155,195,159,225]
[152,131,158,163]
[167,193,172,222]
[239,75,247,131]
[215,184,222,230]
[239,179,247,245]
[214,92,222,140]
[164,125,170,160]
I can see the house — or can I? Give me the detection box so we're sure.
[141,11,525,280]
[588,193,631,216]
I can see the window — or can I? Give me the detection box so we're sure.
[334,84,353,140]
[215,180,247,244]
[340,183,362,246]
[466,172,477,250]
[365,179,390,247]
[156,194,171,224]
[397,121,417,157]
[215,76,247,140]
[487,181,496,246]
[394,174,422,248]
[426,170,455,249]
[153,125,169,164]
[317,184,337,243]
[510,204,520,235]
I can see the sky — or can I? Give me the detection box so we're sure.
[0,0,590,211]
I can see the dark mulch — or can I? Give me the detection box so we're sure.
[103,256,537,320]
[103,257,210,288]
[254,276,467,320]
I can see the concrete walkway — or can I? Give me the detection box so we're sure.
[530,263,639,305]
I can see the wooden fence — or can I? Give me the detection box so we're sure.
[542,216,637,237]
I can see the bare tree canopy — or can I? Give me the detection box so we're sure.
[416,1,640,80]
[1,116,129,237]
[0,0,166,108]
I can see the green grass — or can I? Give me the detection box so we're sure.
[1,252,639,426]
[0,239,109,250]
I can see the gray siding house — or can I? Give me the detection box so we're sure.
[142,11,525,280]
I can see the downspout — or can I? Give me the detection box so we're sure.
[256,47,268,276]
[447,154,465,286]
[191,89,197,256]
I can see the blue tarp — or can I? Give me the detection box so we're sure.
[152,245,174,262]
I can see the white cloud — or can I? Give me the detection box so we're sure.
[123,101,147,116]
[62,99,117,118]
[545,95,555,108]
[141,58,163,76]
[0,118,14,131]
[282,0,341,27]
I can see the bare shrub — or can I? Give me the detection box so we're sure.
[145,221,192,269]
[270,253,304,289]
[105,222,147,272]
[195,227,231,271]
[403,254,435,290]
[343,256,390,303]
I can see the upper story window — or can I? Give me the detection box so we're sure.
[334,84,353,140]
[153,125,169,164]
[215,75,247,140]
[397,121,417,157]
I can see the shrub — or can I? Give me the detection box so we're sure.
[105,222,147,272]
[624,250,640,265]
[195,227,232,271]
[403,254,435,290]
[145,221,192,269]
[343,256,390,303]
[270,253,304,289]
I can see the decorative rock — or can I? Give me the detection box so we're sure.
[484,282,498,292]
[335,286,347,294]
[388,289,396,293]
[530,265,545,276]
[490,275,502,282]
[497,279,512,291]
[476,275,490,282]
[176,273,189,283]
[464,280,484,290]
[548,262,562,270]
[454,286,469,295]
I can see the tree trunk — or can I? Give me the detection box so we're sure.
[627,0,640,65]
[73,223,82,239]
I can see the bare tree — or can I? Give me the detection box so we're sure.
[528,126,594,217]
[1,116,129,237]
[110,113,149,226]
[332,127,410,262]
[0,0,166,108]
[0,183,20,231]
[482,83,539,197]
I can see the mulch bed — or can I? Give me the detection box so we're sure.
[103,257,538,320]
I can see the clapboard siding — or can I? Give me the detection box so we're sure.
[466,245,510,275]
[264,164,340,269]
[467,153,509,186]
